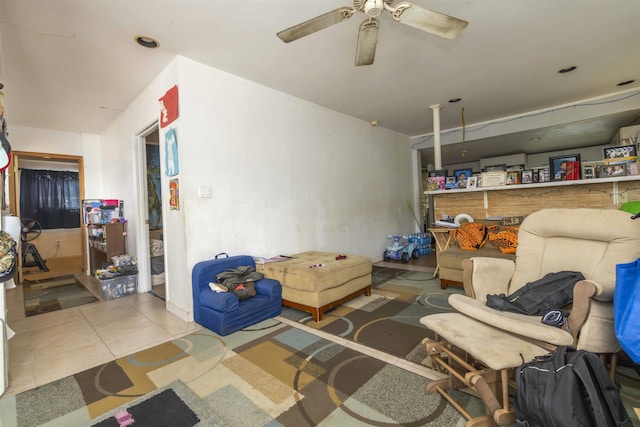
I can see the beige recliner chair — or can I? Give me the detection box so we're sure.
[420,208,640,427]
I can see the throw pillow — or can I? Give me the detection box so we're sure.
[450,222,489,250]
[488,225,519,253]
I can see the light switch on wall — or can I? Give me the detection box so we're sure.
[198,185,212,198]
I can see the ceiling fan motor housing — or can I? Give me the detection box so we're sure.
[353,0,393,14]
[364,0,384,17]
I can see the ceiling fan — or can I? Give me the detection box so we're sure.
[276,0,468,66]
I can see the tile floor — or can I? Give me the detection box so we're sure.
[2,253,437,398]
[3,273,201,397]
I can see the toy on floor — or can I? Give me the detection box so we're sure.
[383,235,419,263]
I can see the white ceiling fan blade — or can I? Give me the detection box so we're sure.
[391,2,468,40]
[277,7,355,43]
[355,18,379,66]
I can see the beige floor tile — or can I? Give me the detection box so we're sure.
[32,341,114,385]
[6,317,29,335]
[8,342,34,368]
[32,327,103,359]
[8,333,32,358]
[25,308,86,332]
[29,317,98,345]
[82,304,148,328]
[164,321,202,337]
[102,322,173,358]
[137,304,200,336]
[91,315,158,342]
[5,361,37,397]
[4,273,202,395]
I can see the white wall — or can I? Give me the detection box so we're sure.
[6,125,103,203]
[101,56,414,320]
[9,125,84,155]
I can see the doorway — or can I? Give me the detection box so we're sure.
[133,121,166,299]
[6,151,86,283]
[145,127,166,299]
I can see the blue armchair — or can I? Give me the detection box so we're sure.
[192,254,282,336]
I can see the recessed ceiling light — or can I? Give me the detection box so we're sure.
[449,98,462,103]
[135,35,159,48]
[558,66,577,74]
[617,80,636,86]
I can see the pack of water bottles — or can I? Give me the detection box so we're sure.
[407,233,432,255]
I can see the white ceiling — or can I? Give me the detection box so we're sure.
[1,0,639,163]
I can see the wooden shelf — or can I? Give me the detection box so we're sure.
[426,176,640,221]
[88,222,125,274]
[425,175,640,195]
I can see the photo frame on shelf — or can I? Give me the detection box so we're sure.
[427,175,446,191]
[480,171,507,187]
[600,163,627,177]
[581,162,600,179]
[429,169,447,177]
[532,170,539,183]
[445,176,457,190]
[507,164,525,171]
[603,145,637,162]
[454,168,472,188]
[506,170,521,185]
[484,164,507,172]
[473,173,482,188]
[521,169,533,184]
[549,154,581,181]
[538,167,550,182]
[466,176,478,188]
[626,161,639,176]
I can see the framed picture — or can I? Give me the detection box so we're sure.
[581,162,600,179]
[480,171,507,187]
[429,169,447,177]
[484,164,507,172]
[445,176,457,189]
[466,176,478,188]
[603,145,637,161]
[549,154,581,181]
[521,169,533,184]
[427,176,445,191]
[532,170,539,183]
[506,170,521,185]
[538,167,550,182]
[507,164,525,171]
[600,163,627,177]
[626,161,639,175]
[454,168,472,188]
[169,178,180,210]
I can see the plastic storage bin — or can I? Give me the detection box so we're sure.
[98,274,138,300]
[111,254,137,268]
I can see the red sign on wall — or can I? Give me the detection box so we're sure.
[159,85,178,128]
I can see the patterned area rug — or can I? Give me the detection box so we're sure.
[0,321,481,426]
[23,274,98,316]
[280,266,465,366]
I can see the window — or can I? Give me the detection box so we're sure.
[19,169,81,229]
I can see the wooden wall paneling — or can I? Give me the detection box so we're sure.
[430,179,640,222]
[433,191,487,221]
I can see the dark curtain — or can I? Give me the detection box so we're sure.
[19,169,81,229]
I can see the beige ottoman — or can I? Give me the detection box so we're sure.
[257,251,372,322]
